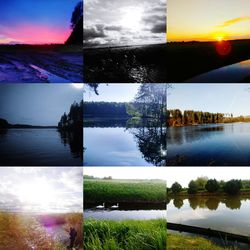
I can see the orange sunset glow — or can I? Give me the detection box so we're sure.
[167,0,250,42]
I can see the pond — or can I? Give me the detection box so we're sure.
[186,59,250,83]
[84,203,166,221]
[167,123,250,166]
[167,195,250,249]
[0,128,82,166]
[83,118,166,166]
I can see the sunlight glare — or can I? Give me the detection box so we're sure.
[72,84,84,89]
[120,7,143,31]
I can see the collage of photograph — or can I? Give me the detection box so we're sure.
[1,0,250,249]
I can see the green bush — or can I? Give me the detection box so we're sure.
[205,179,219,193]
[188,180,198,194]
[171,182,182,194]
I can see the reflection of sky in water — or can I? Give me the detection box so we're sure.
[168,198,250,236]
[84,127,154,166]
[186,59,250,83]
[85,209,166,221]
[168,123,250,165]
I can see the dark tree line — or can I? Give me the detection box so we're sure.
[58,100,83,129]
[84,102,130,118]
[167,109,224,126]
[169,178,243,196]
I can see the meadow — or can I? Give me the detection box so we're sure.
[84,178,166,204]
[84,219,166,250]
[0,212,83,250]
[167,234,235,250]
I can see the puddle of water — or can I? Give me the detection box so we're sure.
[30,64,71,83]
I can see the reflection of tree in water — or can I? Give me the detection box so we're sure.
[188,197,199,210]
[173,198,184,209]
[58,129,82,159]
[126,119,166,166]
[223,196,241,210]
[205,197,220,210]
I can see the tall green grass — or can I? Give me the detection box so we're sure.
[84,219,166,250]
[84,179,166,203]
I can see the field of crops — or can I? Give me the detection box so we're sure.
[84,179,166,203]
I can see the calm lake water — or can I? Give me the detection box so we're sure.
[84,203,166,221]
[84,118,166,166]
[0,128,82,166]
[167,123,250,166]
[168,196,250,249]
[186,59,250,83]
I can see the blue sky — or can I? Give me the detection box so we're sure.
[0,84,83,126]
[84,84,140,102]
[0,0,79,44]
[168,84,250,116]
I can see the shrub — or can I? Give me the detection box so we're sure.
[188,180,198,194]
[205,179,219,193]
[171,182,182,194]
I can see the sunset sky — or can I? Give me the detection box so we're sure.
[167,0,250,42]
[0,0,79,44]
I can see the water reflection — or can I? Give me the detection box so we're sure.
[58,129,83,159]
[84,118,166,166]
[167,123,250,166]
[170,195,247,210]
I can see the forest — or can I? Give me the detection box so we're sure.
[58,100,83,130]
[167,109,225,126]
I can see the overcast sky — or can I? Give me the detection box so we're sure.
[84,0,166,47]
[0,84,83,126]
[166,167,250,187]
[0,0,79,44]
[168,84,250,117]
[84,83,140,102]
[0,167,83,213]
[84,167,167,181]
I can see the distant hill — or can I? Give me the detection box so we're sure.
[65,17,83,45]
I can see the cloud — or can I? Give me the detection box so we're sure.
[217,16,250,28]
[151,22,166,33]
[84,25,107,41]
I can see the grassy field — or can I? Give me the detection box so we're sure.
[0,212,83,250]
[167,234,236,250]
[84,179,166,203]
[84,219,166,250]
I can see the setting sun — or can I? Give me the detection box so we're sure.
[216,36,224,42]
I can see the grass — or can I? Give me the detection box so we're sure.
[84,219,166,250]
[84,179,166,203]
[0,212,83,250]
[167,234,237,250]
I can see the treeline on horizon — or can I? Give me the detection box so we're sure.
[167,109,226,126]
[167,177,250,196]
[58,100,83,130]
[167,109,250,126]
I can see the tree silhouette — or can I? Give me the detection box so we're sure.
[71,2,83,29]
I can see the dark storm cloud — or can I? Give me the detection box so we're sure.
[84,26,107,40]
[104,25,123,31]
[151,22,166,33]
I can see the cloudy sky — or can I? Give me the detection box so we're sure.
[0,167,83,213]
[0,0,79,44]
[0,84,83,126]
[84,0,166,46]
[168,0,250,41]
[84,167,167,181]
[166,167,250,187]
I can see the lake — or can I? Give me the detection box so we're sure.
[84,203,166,221]
[167,123,250,166]
[0,128,82,166]
[167,195,250,249]
[83,118,166,166]
[186,59,250,83]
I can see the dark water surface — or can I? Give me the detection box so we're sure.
[84,118,166,166]
[167,123,250,166]
[0,128,82,166]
